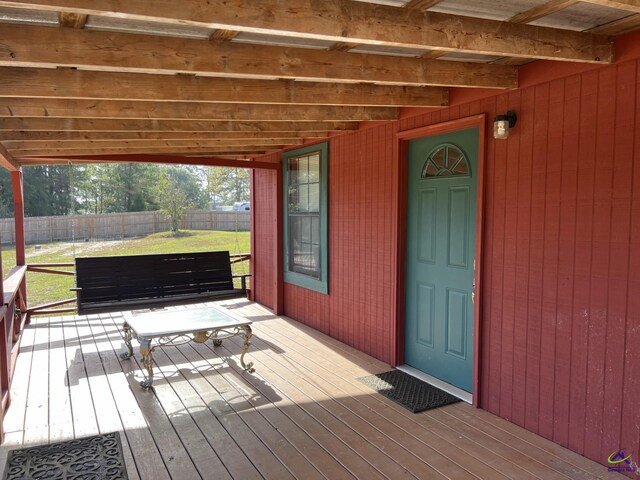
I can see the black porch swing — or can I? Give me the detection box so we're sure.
[68,163,250,315]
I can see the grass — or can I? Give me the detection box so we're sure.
[1,229,251,310]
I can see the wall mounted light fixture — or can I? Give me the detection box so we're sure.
[493,111,517,140]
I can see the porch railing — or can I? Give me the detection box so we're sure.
[0,264,28,441]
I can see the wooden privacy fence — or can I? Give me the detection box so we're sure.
[0,210,250,245]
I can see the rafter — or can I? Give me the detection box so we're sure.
[508,0,579,24]
[16,154,280,170]
[0,118,359,133]
[4,138,302,150]
[9,145,277,156]
[0,67,448,107]
[0,0,613,63]
[0,98,398,122]
[490,57,535,66]
[0,131,328,142]
[0,25,517,88]
[0,142,20,171]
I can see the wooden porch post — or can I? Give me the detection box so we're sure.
[10,170,25,267]
[274,164,284,315]
[11,169,27,315]
[249,168,256,302]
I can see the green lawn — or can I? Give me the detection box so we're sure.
[1,230,251,309]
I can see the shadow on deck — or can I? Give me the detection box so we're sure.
[0,298,623,480]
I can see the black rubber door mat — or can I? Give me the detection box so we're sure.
[3,432,128,480]
[358,370,461,413]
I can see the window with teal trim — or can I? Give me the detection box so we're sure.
[283,143,328,294]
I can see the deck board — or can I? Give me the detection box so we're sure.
[48,315,72,443]
[0,299,625,480]
[78,314,140,480]
[24,316,50,445]
[65,313,99,439]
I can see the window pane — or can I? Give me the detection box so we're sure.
[293,242,317,276]
[301,216,311,243]
[432,148,445,170]
[308,182,320,212]
[311,216,320,245]
[298,184,309,212]
[288,185,300,212]
[289,215,299,247]
[284,143,327,290]
[298,155,309,183]
[288,158,299,185]
[308,153,320,182]
[311,244,320,274]
[422,144,470,178]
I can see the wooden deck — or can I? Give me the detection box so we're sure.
[0,298,623,480]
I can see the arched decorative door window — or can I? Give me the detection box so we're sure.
[421,143,471,178]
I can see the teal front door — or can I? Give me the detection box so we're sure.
[405,128,478,393]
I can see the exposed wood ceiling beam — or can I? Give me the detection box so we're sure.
[490,57,535,66]
[0,0,613,62]
[0,67,449,107]
[0,118,359,132]
[0,131,328,142]
[0,98,399,122]
[58,11,87,28]
[17,154,280,170]
[580,0,640,13]
[508,0,579,24]
[404,0,444,11]
[9,146,277,156]
[4,139,303,150]
[588,13,640,35]
[0,25,517,88]
[0,142,20,171]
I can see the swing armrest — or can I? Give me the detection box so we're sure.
[232,274,251,292]
[70,287,82,292]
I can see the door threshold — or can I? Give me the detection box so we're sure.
[397,365,472,404]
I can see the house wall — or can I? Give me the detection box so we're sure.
[251,40,640,468]
[252,152,278,308]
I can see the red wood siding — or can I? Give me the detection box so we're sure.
[284,127,397,360]
[252,153,278,309]
[252,57,640,469]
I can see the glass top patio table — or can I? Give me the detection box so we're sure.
[123,306,252,338]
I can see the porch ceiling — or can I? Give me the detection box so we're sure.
[0,0,638,168]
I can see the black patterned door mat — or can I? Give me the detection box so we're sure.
[3,432,128,480]
[358,370,461,413]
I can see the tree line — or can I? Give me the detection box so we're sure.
[0,163,250,218]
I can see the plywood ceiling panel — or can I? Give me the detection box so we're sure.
[0,5,56,25]
[84,15,212,39]
[348,44,430,57]
[530,1,632,30]
[427,0,552,21]
[232,32,334,50]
